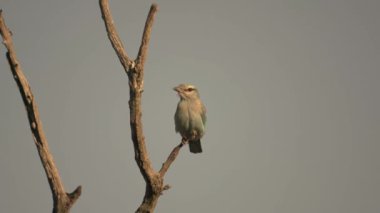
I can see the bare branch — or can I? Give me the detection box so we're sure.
[135,4,158,70]
[99,0,132,72]
[0,10,81,213]
[99,2,189,212]
[159,139,187,177]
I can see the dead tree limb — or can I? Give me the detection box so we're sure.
[99,1,185,212]
[159,139,188,177]
[0,10,81,213]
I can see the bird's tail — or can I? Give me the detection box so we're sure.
[189,139,202,153]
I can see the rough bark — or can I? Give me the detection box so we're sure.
[0,10,81,213]
[99,1,186,212]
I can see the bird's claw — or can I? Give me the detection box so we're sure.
[180,138,188,146]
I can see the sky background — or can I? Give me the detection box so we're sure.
[0,0,379,212]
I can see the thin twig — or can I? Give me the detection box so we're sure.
[0,10,81,213]
[99,0,132,72]
[135,4,158,70]
[159,139,187,177]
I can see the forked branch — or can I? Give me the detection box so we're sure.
[99,1,185,212]
[0,10,81,213]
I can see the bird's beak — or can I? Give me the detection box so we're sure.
[173,86,180,92]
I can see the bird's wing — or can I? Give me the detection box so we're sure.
[201,103,207,125]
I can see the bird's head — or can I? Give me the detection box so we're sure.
[173,84,200,100]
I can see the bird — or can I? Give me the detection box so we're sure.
[174,83,207,153]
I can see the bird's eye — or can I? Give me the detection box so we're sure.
[186,88,194,92]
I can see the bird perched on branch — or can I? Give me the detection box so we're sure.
[174,84,207,153]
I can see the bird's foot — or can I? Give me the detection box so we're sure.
[180,138,189,146]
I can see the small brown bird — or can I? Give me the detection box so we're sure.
[174,84,207,153]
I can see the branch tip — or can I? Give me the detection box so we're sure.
[151,3,159,12]
[68,185,82,202]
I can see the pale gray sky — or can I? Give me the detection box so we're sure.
[1,0,380,212]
